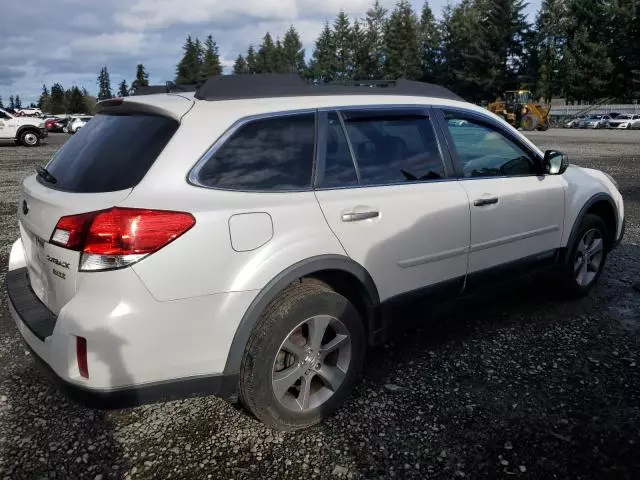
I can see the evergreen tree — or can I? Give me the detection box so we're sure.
[14,95,22,109]
[351,19,371,80]
[333,11,353,80]
[97,66,113,100]
[281,26,306,74]
[309,21,337,82]
[603,0,640,99]
[256,32,278,73]
[118,79,130,97]
[383,0,421,80]
[233,54,249,74]
[9,95,15,110]
[0,95,3,109]
[274,38,287,73]
[38,84,50,110]
[536,0,571,102]
[67,86,86,112]
[131,63,149,91]
[363,0,389,79]
[246,45,257,74]
[200,35,223,80]
[49,83,66,114]
[419,1,441,83]
[176,35,202,84]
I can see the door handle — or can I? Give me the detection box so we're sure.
[473,197,499,207]
[341,211,379,222]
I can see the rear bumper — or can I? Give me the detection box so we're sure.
[6,237,251,408]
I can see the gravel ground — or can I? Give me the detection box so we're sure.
[0,130,639,479]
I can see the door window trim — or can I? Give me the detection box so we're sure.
[313,105,457,191]
[432,107,545,180]
[187,108,319,192]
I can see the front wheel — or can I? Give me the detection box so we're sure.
[239,281,366,431]
[558,214,608,298]
[19,130,40,147]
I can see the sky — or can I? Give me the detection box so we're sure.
[0,0,541,106]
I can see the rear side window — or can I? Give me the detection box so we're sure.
[318,112,359,188]
[43,113,178,193]
[196,113,315,191]
[341,110,446,186]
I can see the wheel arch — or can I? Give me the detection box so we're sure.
[16,125,42,140]
[567,193,618,252]
[223,255,380,375]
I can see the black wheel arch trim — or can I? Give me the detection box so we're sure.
[566,192,619,253]
[17,125,44,139]
[223,254,380,375]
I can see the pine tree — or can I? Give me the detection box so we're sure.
[14,95,22,109]
[333,11,353,80]
[97,66,113,100]
[351,19,370,80]
[536,0,571,102]
[363,0,388,79]
[256,32,278,73]
[176,35,202,84]
[233,54,249,74]
[383,0,421,80]
[38,84,50,110]
[274,38,287,73]
[309,21,337,82]
[281,26,306,74]
[603,0,639,99]
[200,35,223,80]
[246,45,257,74]
[118,79,130,97]
[9,95,15,110]
[131,64,149,91]
[0,95,4,109]
[419,1,441,83]
[67,86,86,112]
[49,83,66,114]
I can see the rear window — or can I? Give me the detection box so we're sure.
[42,113,178,193]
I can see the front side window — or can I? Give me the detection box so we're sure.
[340,110,446,186]
[444,112,538,178]
[197,113,315,191]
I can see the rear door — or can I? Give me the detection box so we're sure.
[18,110,182,314]
[314,108,470,302]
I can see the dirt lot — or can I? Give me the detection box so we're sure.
[0,130,639,479]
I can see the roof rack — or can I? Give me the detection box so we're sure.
[130,82,199,96]
[194,74,463,102]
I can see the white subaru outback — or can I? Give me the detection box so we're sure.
[7,75,625,430]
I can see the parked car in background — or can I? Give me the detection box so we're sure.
[607,114,640,129]
[69,116,93,134]
[579,114,611,129]
[564,116,587,128]
[0,107,47,146]
[16,108,44,117]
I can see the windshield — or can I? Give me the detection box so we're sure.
[43,113,179,193]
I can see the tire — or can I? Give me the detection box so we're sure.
[537,122,550,131]
[521,114,539,131]
[19,129,40,147]
[239,280,366,431]
[558,214,608,298]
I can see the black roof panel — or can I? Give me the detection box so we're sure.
[193,74,464,102]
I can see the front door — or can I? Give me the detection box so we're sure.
[314,108,471,302]
[438,109,566,288]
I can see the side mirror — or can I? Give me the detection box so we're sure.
[543,150,569,175]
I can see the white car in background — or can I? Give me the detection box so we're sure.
[68,116,93,134]
[607,114,640,130]
[0,107,47,146]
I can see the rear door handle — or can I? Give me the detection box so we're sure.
[473,197,499,207]
[341,211,379,222]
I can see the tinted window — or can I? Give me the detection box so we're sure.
[342,111,445,186]
[444,112,537,178]
[318,112,358,188]
[44,114,178,193]
[197,113,315,191]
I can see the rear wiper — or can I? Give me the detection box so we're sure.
[36,166,57,184]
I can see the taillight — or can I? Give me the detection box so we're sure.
[50,208,195,272]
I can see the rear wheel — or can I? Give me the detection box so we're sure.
[558,214,608,298]
[19,130,40,147]
[521,114,539,131]
[239,281,366,431]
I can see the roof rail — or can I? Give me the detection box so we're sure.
[194,74,463,102]
[130,82,199,96]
